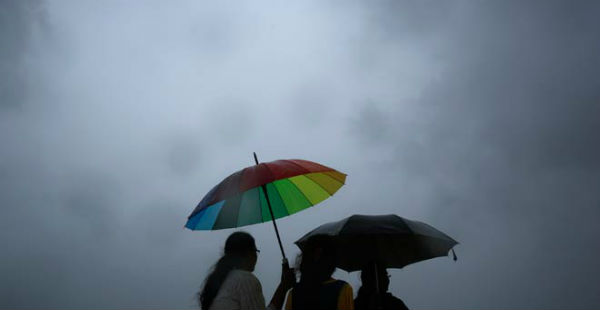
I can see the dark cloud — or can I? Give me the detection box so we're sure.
[0,0,52,110]
[348,0,600,307]
[2,0,599,308]
[137,198,186,247]
[288,82,335,127]
[62,172,121,236]
[349,101,392,145]
[163,132,203,177]
[362,0,454,37]
[1,1,32,109]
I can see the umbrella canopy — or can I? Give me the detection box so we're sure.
[185,159,346,230]
[295,214,458,272]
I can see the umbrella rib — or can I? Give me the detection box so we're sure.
[270,179,309,214]
[287,160,343,198]
[238,166,247,192]
[306,173,342,196]
[259,187,264,223]
[261,164,282,214]
[295,174,334,204]
[411,233,459,245]
[262,162,276,182]
[285,159,315,175]
[290,177,316,207]
[260,164,289,218]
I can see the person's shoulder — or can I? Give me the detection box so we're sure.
[230,269,261,287]
[334,280,354,310]
[326,278,352,292]
[385,293,409,310]
[340,281,353,293]
[324,278,350,293]
[229,269,258,280]
[332,278,352,288]
[328,278,350,285]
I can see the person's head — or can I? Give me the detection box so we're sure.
[360,262,390,293]
[224,231,259,272]
[291,235,337,309]
[298,235,337,284]
[199,231,259,310]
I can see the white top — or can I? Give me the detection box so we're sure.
[209,269,270,310]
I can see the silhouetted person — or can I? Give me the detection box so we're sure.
[354,264,408,310]
[285,235,354,310]
[198,231,295,310]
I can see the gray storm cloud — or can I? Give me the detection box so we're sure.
[1,0,599,309]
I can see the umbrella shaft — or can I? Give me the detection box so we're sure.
[254,153,287,261]
[262,184,287,260]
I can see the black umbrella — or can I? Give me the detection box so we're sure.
[295,214,458,272]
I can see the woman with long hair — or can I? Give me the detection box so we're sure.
[284,235,354,310]
[199,231,295,310]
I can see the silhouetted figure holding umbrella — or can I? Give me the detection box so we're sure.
[295,214,458,310]
[188,155,346,309]
[198,232,295,310]
[355,263,409,310]
[285,235,354,310]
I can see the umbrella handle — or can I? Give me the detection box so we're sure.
[374,261,380,293]
[282,257,289,268]
[373,261,383,310]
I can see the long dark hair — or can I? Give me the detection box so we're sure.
[293,235,337,308]
[198,231,257,310]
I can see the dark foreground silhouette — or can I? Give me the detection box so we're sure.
[355,263,409,310]
[198,232,414,310]
[285,235,354,310]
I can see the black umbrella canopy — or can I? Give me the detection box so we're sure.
[295,214,458,272]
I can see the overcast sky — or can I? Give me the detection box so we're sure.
[2,0,600,309]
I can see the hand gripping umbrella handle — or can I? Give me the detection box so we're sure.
[254,152,288,264]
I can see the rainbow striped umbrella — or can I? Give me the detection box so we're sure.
[185,153,346,259]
